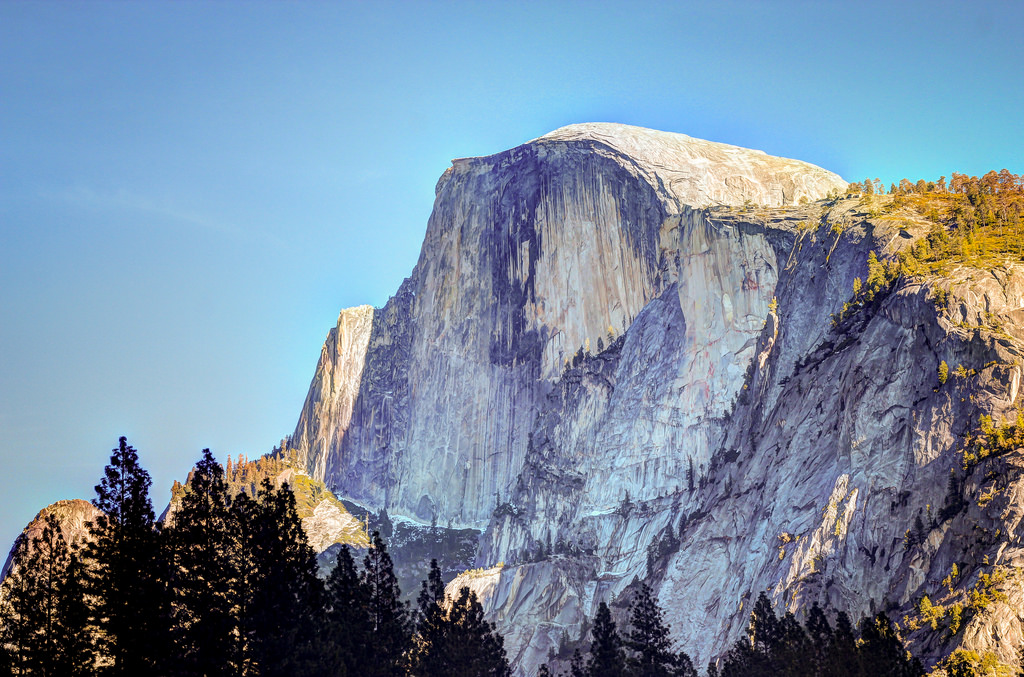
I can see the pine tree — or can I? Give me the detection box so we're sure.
[322,544,372,676]
[409,563,509,677]
[86,436,164,675]
[570,648,587,677]
[0,515,95,677]
[719,632,758,677]
[410,559,449,677]
[165,448,234,677]
[858,612,923,677]
[625,583,677,677]
[720,593,778,677]
[588,601,626,677]
[0,534,34,675]
[362,531,411,677]
[804,603,833,676]
[57,553,95,677]
[823,611,857,677]
[227,488,259,676]
[25,514,73,676]
[445,586,510,677]
[748,592,780,660]
[0,633,10,675]
[674,654,699,677]
[248,480,324,677]
[775,612,811,677]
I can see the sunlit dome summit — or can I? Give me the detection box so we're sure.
[525,122,847,209]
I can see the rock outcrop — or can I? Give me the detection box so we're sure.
[162,456,369,553]
[293,123,1024,673]
[1,499,101,581]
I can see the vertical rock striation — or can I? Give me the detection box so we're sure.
[293,123,845,531]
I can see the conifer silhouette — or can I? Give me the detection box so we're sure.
[85,436,164,675]
[588,601,626,677]
[362,531,411,677]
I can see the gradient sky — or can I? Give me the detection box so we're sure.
[1,0,1022,552]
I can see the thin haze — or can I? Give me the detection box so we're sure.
[1,1,1022,551]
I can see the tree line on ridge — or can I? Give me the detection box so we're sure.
[0,437,508,677]
[0,437,927,676]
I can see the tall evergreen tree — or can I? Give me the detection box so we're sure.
[858,612,923,677]
[24,514,72,677]
[588,601,626,677]
[86,436,164,676]
[774,612,811,677]
[248,480,324,677]
[745,592,778,676]
[803,603,833,677]
[322,544,372,676]
[57,552,95,677]
[0,516,95,677]
[362,531,411,677]
[0,632,10,675]
[570,648,587,677]
[166,448,234,677]
[720,593,781,677]
[409,563,510,677]
[824,611,857,677]
[674,653,699,677]
[446,586,510,677]
[0,534,34,675]
[718,638,757,677]
[410,559,449,677]
[227,488,259,676]
[625,583,678,677]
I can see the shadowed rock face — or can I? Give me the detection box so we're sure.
[289,124,1024,672]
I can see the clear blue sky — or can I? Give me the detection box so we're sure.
[1,0,1022,551]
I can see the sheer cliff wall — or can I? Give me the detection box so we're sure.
[291,123,845,531]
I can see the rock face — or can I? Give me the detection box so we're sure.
[291,123,845,528]
[1,499,101,581]
[293,123,1024,673]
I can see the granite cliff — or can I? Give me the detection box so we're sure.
[1,499,101,582]
[293,123,1024,673]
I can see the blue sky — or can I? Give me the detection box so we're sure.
[1,0,1022,551]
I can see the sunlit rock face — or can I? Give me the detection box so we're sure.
[301,123,1024,673]
[292,304,375,483]
[293,123,844,531]
[1,499,101,581]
